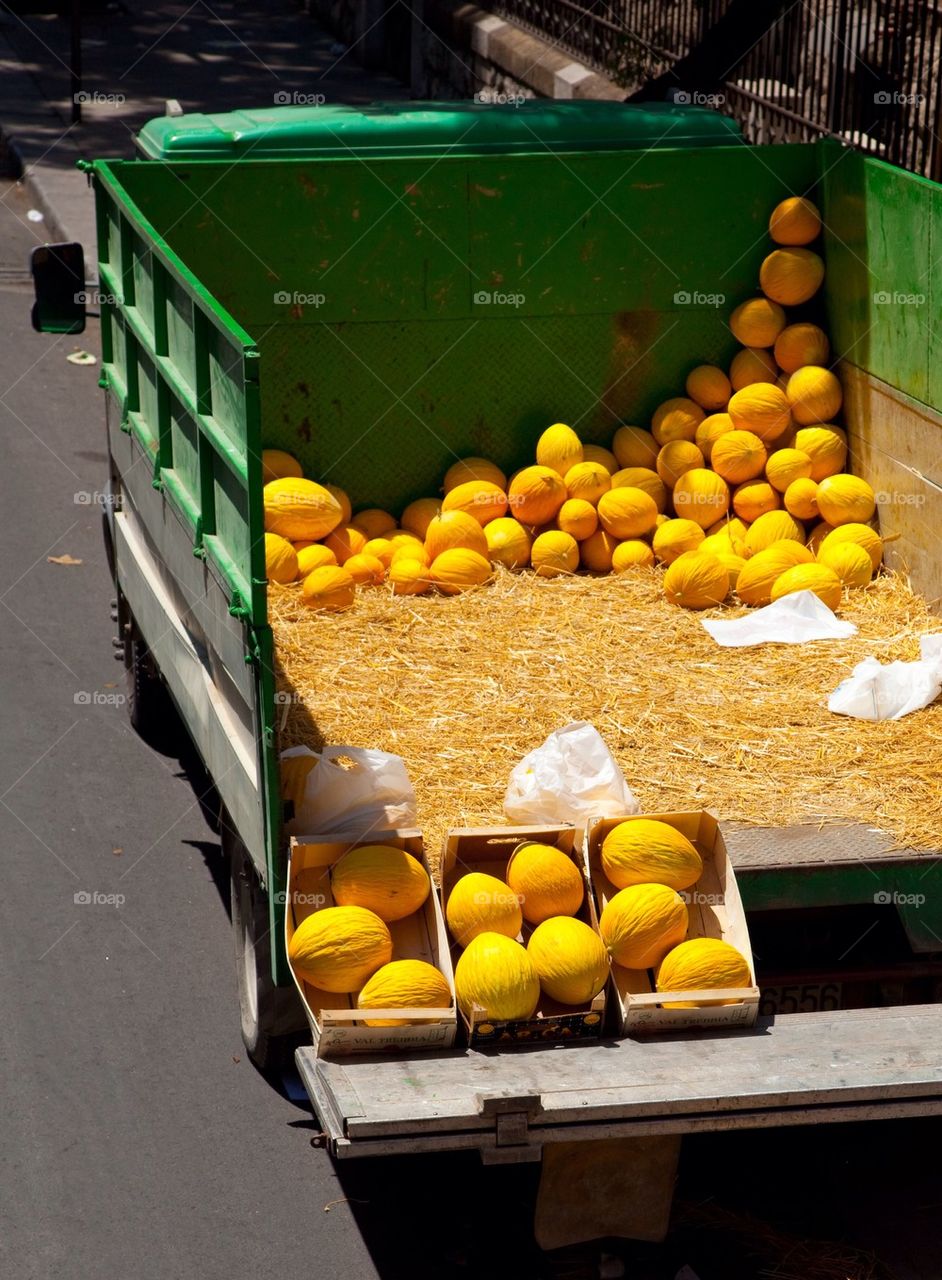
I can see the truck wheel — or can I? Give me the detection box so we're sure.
[125,630,179,745]
[228,824,306,1073]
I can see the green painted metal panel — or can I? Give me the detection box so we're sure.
[136,101,741,161]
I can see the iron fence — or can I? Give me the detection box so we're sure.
[484,0,942,179]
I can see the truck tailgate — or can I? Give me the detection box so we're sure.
[298,1004,942,1159]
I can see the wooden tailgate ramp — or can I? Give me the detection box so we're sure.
[297,1003,942,1160]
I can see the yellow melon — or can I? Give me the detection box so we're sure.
[736,540,814,605]
[732,479,781,524]
[485,517,533,569]
[356,959,452,1026]
[695,412,735,461]
[685,364,731,412]
[727,384,792,443]
[793,425,847,480]
[351,509,397,538]
[653,518,705,563]
[769,196,821,246]
[711,430,768,485]
[288,905,392,993]
[743,509,804,556]
[671,468,730,529]
[774,322,830,373]
[262,449,304,485]
[597,486,659,539]
[264,478,344,541]
[362,537,395,567]
[700,530,730,554]
[331,845,430,921]
[765,448,813,493]
[296,544,338,577]
[446,873,521,946]
[565,461,611,505]
[442,479,508,527]
[322,523,368,565]
[391,542,430,568]
[400,497,442,539]
[526,917,609,1006]
[663,551,729,609]
[556,499,598,542]
[265,532,299,584]
[344,552,386,585]
[729,296,787,348]
[536,423,583,477]
[300,565,356,611]
[707,514,749,548]
[611,466,668,512]
[425,510,489,560]
[599,883,689,969]
[783,476,820,521]
[807,522,837,554]
[786,367,843,425]
[531,530,579,577]
[611,426,659,470]
[729,346,778,391]
[656,937,752,1006]
[612,540,655,571]
[817,541,873,588]
[771,562,843,610]
[716,549,747,590]
[507,843,584,924]
[389,558,432,595]
[443,458,507,493]
[508,465,568,526]
[580,528,619,572]
[651,397,705,446]
[431,548,491,594]
[816,474,876,526]
[760,247,825,306]
[582,443,619,474]
[818,523,883,572]
[455,933,540,1022]
[324,484,353,526]
[387,532,426,561]
[280,752,317,817]
[601,819,702,892]
[656,440,705,487]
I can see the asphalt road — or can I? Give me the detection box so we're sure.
[2,178,942,1280]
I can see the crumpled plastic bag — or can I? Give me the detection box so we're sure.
[503,721,639,825]
[281,744,417,835]
[701,589,858,648]
[828,635,942,721]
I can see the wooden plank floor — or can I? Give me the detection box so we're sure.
[299,1004,942,1151]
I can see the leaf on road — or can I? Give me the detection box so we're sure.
[47,554,83,565]
[66,351,97,366]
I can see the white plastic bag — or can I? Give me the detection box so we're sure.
[283,744,417,835]
[503,721,639,825]
[701,590,858,648]
[828,636,942,721]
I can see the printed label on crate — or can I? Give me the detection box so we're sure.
[470,1008,603,1046]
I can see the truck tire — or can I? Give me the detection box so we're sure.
[227,823,306,1073]
[125,628,180,746]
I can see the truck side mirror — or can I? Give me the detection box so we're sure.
[30,242,87,334]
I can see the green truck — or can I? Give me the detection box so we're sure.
[32,102,942,1188]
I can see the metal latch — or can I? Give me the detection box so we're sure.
[477,1093,543,1164]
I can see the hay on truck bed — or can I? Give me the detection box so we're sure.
[269,567,942,871]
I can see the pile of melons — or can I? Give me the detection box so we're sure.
[263,195,882,613]
[597,819,752,1005]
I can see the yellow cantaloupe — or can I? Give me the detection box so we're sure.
[331,845,430,921]
[736,540,814,606]
[732,479,780,524]
[262,449,304,485]
[507,466,568,526]
[695,412,735,461]
[652,518,704,564]
[446,873,522,946]
[400,497,442,539]
[729,346,778,391]
[671,468,730,529]
[611,540,655,571]
[536,423,583,477]
[656,937,752,1007]
[685,364,731,412]
[597,486,659,539]
[611,466,668,512]
[344,552,386,585]
[526,917,609,1006]
[765,448,813,493]
[817,541,873,588]
[564,461,611,505]
[296,544,338,576]
[601,819,703,891]
[300,565,356,611]
[454,933,540,1022]
[783,477,820,521]
[579,528,619,572]
[771,562,843,611]
[727,384,793,443]
[729,297,786,348]
[425,510,489,561]
[356,960,452,1027]
[265,532,299,584]
[818,523,883,572]
[663,551,729,609]
[289,905,392,993]
[611,426,659,470]
[786,367,843,425]
[760,247,825,306]
[485,517,533,568]
[443,458,507,493]
[711,430,768,485]
[531,530,579,577]
[507,843,584,924]
[430,548,492,594]
[651,397,705,446]
[264,478,344,542]
[769,196,821,246]
[582,443,619,474]
[793,425,847,480]
[556,499,599,542]
[743,509,805,556]
[656,440,705,487]
[816,475,876,526]
[351,509,398,538]
[774,322,830,373]
[599,883,688,970]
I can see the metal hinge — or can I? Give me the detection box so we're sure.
[478,1093,543,1164]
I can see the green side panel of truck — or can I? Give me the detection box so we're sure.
[94,105,942,986]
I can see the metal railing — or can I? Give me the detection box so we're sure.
[485,0,942,179]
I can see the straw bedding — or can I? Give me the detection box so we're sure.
[270,567,942,866]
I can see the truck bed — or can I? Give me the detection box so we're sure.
[298,1002,942,1159]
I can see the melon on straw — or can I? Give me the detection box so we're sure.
[269,568,942,869]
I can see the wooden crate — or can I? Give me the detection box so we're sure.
[285,830,456,1057]
[441,825,606,1047]
[584,812,759,1033]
